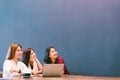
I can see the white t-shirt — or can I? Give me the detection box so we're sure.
[28,60,38,72]
[3,60,31,79]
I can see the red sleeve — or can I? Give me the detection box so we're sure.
[56,56,70,75]
[57,56,64,64]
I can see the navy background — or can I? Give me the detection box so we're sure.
[0,0,120,76]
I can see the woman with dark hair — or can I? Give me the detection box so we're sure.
[22,48,43,75]
[44,46,70,75]
[3,43,30,78]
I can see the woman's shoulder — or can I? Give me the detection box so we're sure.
[58,56,64,59]
[18,61,26,65]
[3,60,13,66]
[56,56,64,63]
[4,60,12,63]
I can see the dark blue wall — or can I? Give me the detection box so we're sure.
[0,0,120,77]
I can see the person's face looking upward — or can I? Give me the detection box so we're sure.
[49,48,58,59]
[30,50,36,62]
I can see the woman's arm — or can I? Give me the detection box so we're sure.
[3,60,12,73]
[57,56,70,75]
[32,54,43,74]
[3,60,19,73]
[20,61,31,74]
[35,58,43,73]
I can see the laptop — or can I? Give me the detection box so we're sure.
[42,64,64,77]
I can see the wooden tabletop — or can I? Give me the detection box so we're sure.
[0,75,120,80]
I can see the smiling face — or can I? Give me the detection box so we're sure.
[14,46,23,60]
[49,48,58,60]
[29,49,36,62]
[6,43,22,60]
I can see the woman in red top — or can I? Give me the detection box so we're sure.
[44,46,70,75]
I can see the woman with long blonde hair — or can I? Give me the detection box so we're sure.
[3,43,30,78]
